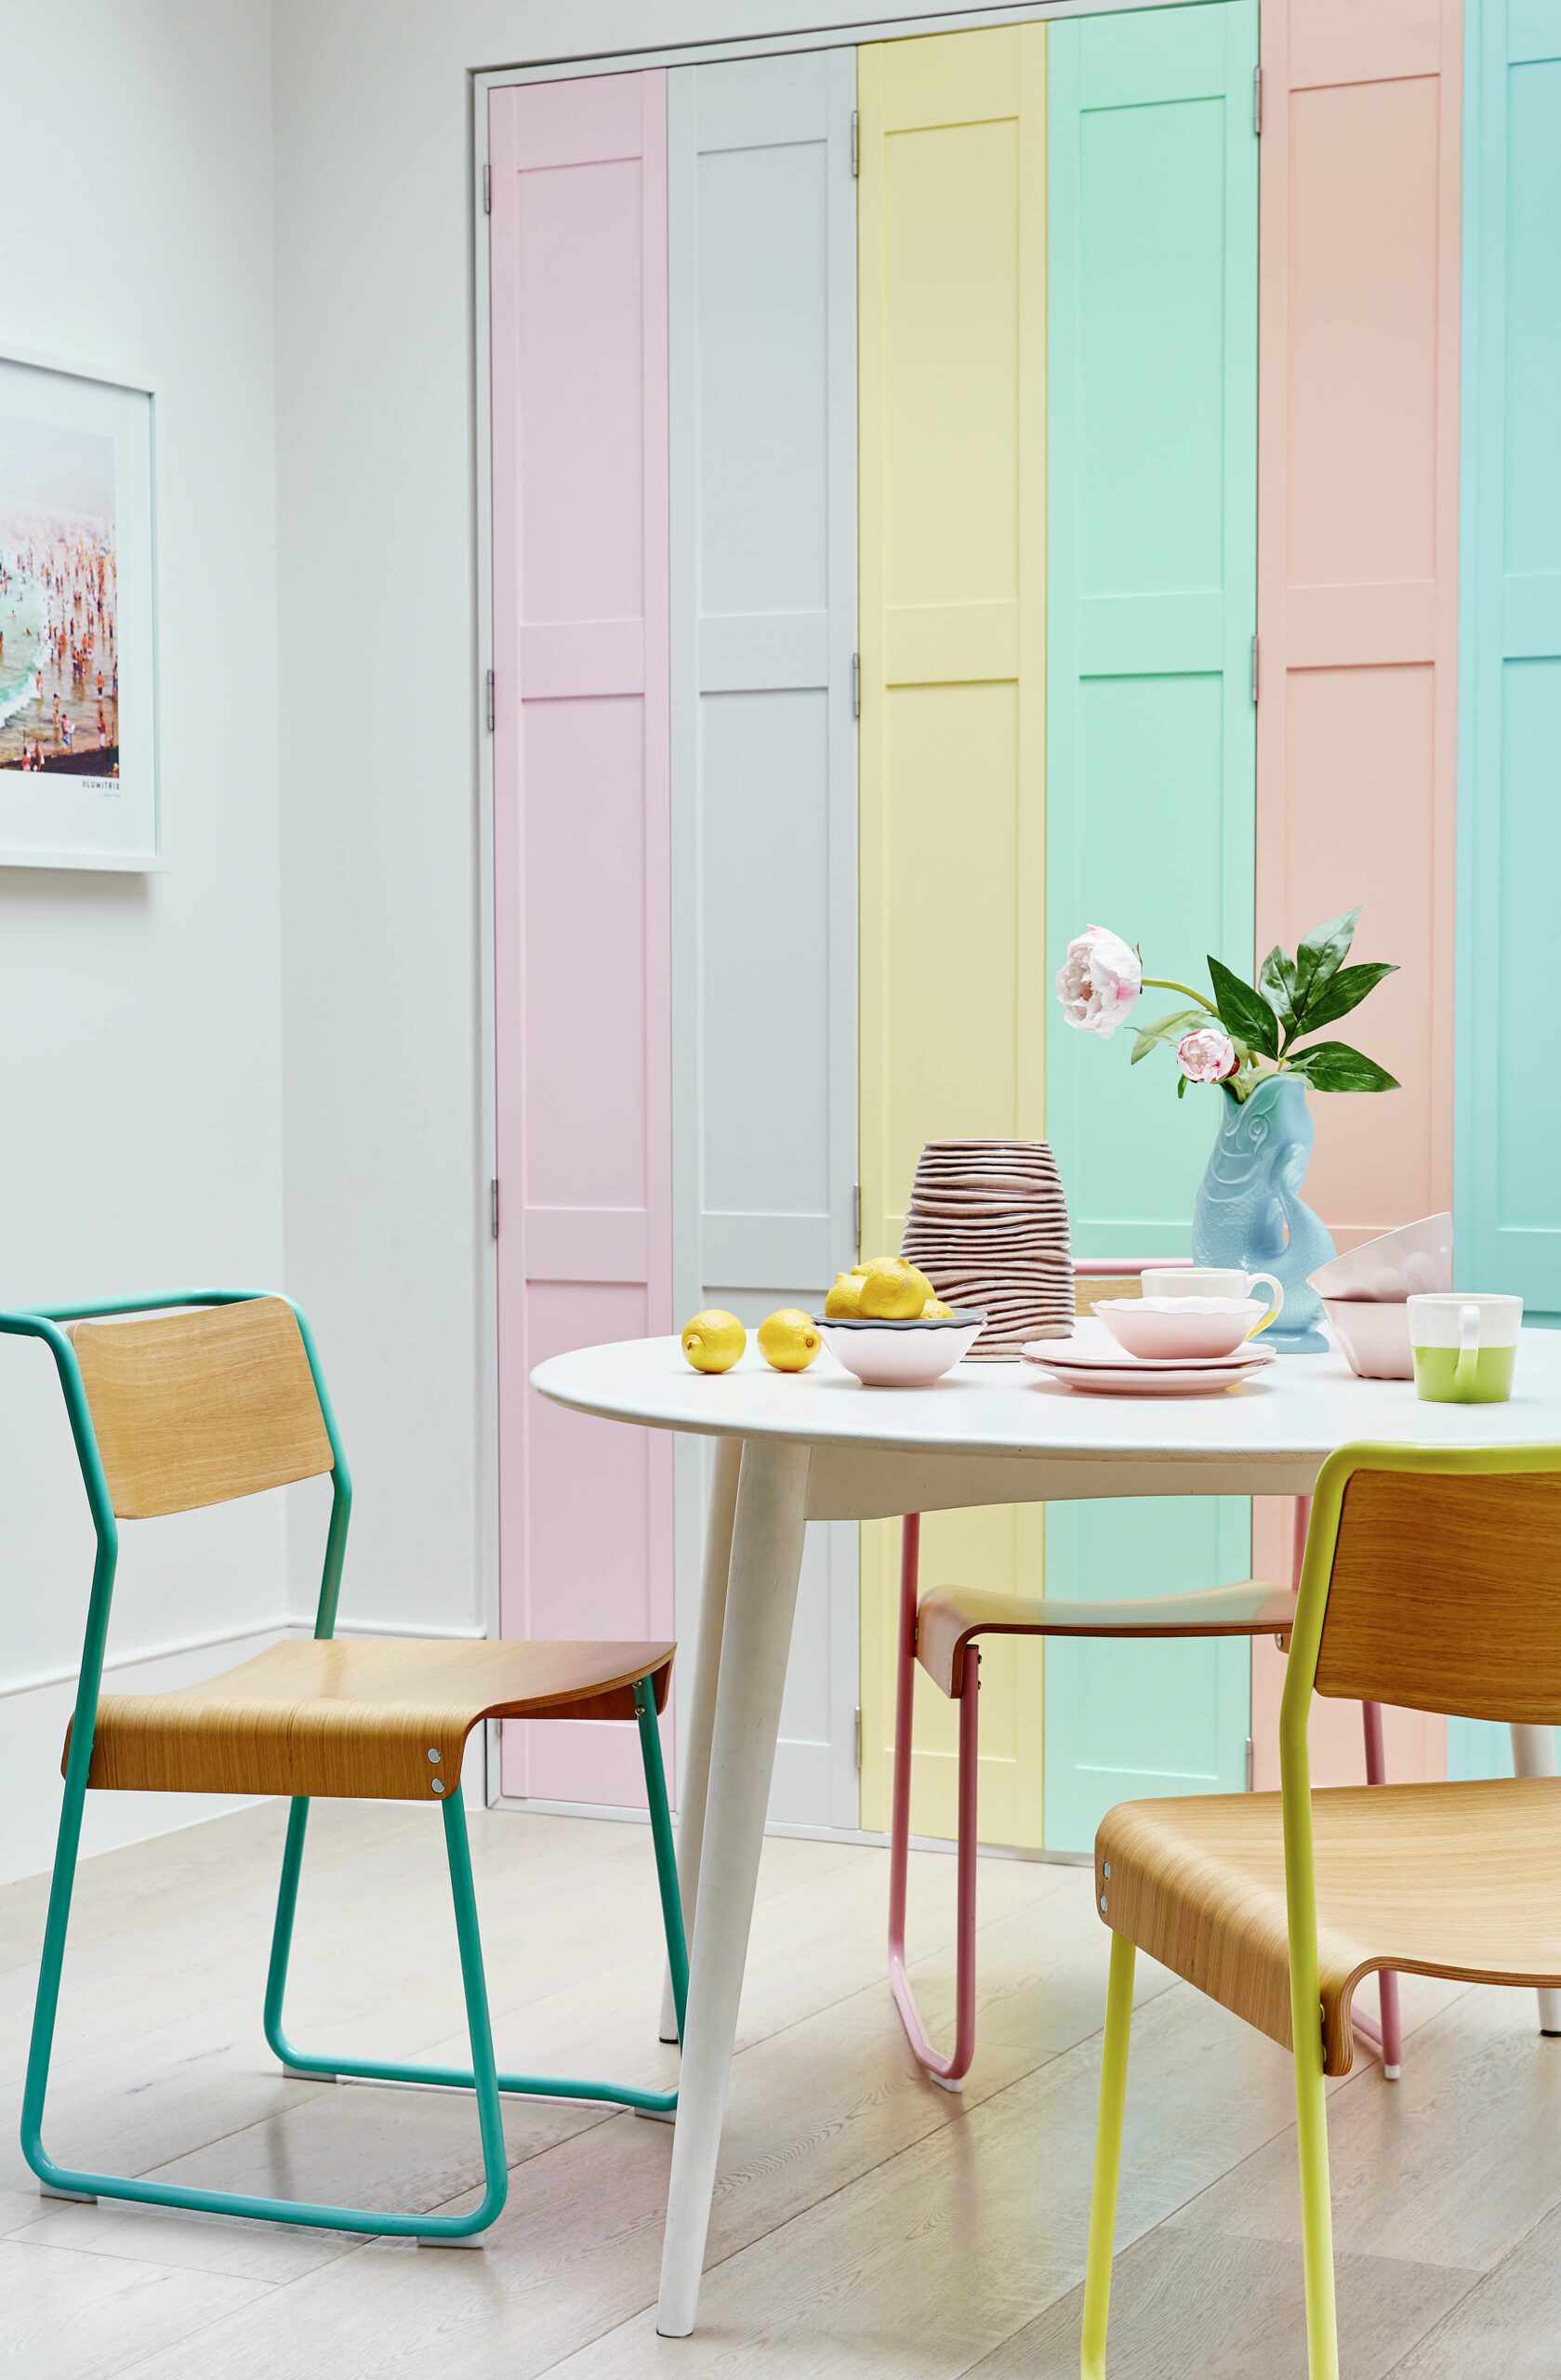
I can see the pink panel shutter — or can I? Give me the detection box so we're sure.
[1251,0,1462,1790]
[489,72,673,1807]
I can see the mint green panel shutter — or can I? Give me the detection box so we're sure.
[1451,0,1561,1784]
[1042,0,1258,1855]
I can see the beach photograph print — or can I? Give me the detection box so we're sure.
[0,418,119,780]
[0,354,157,867]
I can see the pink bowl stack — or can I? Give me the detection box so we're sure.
[900,1139,1075,1360]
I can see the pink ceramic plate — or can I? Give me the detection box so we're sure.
[1023,1342,1275,1396]
[1021,1338,1276,1374]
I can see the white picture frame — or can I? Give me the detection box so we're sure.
[0,344,160,870]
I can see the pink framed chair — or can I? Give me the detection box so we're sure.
[886,1259,1404,2090]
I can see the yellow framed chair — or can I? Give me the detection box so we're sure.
[1081,1443,1561,2378]
[12,1290,686,2244]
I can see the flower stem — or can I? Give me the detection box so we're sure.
[1142,975,1220,1018]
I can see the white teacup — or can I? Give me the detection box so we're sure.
[1140,1266,1284,1337]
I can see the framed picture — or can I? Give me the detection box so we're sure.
[0,346,159,870]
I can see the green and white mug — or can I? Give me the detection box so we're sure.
[1407,1292,1522,1404]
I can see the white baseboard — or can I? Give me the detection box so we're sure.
[487,1791,1084,1865]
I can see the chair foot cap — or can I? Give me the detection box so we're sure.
[39,2185,98,2203]
[928,2070,965,2095]
[633,2104,677,2124]
[280,2063,336,2082]
[416,2233,486,2249]
[657,2030,681,2046]
[1542,2030,1561,2040]
[1382,2064,1402,2081]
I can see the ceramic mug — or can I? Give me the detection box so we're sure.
[1408,1292,1522,1404]
[1140,1265,1284,1338]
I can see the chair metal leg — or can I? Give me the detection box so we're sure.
[887,1516,980,2091]
[1080,1934,1135,2380]
[1293,2002,1342,2380]
[265,1681,685,2120]
[25,1791,509,2241]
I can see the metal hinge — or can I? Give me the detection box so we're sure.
[483,161,492,214]
[485,668,496,733]
[853,1183,861,1255]
[1253,66,1263,136]
[854,1706,863,1770]
[851,110,860,176]
[1250,634,1259,705]
[490,1179,500,1239]
[852,653,861,720]
[1245,1736,1255,1792]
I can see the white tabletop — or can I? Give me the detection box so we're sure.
[533,1325,1561,1468]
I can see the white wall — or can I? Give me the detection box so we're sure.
[269,0,991,1657]
[0,0,285,1884]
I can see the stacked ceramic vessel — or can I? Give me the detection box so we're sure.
[900,1139,1075,1360]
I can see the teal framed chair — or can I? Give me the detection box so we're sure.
[1081,1443,1561,2378]
[11,1289,687,2244]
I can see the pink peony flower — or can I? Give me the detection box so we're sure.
[1176,1026,1238,1084]
[1055,925,1143,1038]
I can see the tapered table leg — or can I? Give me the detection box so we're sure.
[659,1435,742,2043]
[656,1436,810,2336]
[1511,1722,1561,2033]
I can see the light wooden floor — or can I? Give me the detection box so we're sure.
[3,1800,1559,2378]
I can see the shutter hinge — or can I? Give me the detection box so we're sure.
[851,109,860,177]
[1252,66,1263,137]
[854,1705,863,1770]
[490,1179,500,1239]
[1250,634,1259,705]
[853,1182,862,1255]
[485,668,496,733]
[1245,1736,1255,1792]
[852,653,861,719]
[483,161,492,213]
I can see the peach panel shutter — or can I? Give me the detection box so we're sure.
[1250,0,1462,1789]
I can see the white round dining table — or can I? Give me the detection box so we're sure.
[533,1325,1561,2336]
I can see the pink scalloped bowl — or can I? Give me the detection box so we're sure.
[1094,1296,1267,1362]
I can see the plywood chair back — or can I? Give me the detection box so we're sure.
[68,1297,335,1519]
[1073,1273,1145,1316]
[1308,1452,1561,1726]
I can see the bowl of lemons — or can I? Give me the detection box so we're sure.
[815,1259,985,1387]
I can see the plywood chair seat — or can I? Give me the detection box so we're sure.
[915,1579,1296,1698]
[73,1634,676,1803]
[1099,1773,1561,2078]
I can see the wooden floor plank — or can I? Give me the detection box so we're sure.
[1386,2202,1561,2379]
[2,1802,1552,2380]
[1171,1984,1561,2274]
[0,2236,271,2380]
[966,2228,1475,2380]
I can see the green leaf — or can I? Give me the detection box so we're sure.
[1207,956,1279,1060]
[1292,908,1359,1021]
[1258,944,1298,1030]
[1129,1007,1203,1065]
[1176,1071,1187,1098]
[1294,959,1398,1037]
[1287,1041,1399,1094]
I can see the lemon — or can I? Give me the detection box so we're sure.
[921,1296,955,1320]
[858,1258,932,1320]
[681,1309,745,1374]
[758,1308,821,1372]
[824,1272,863,1318]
